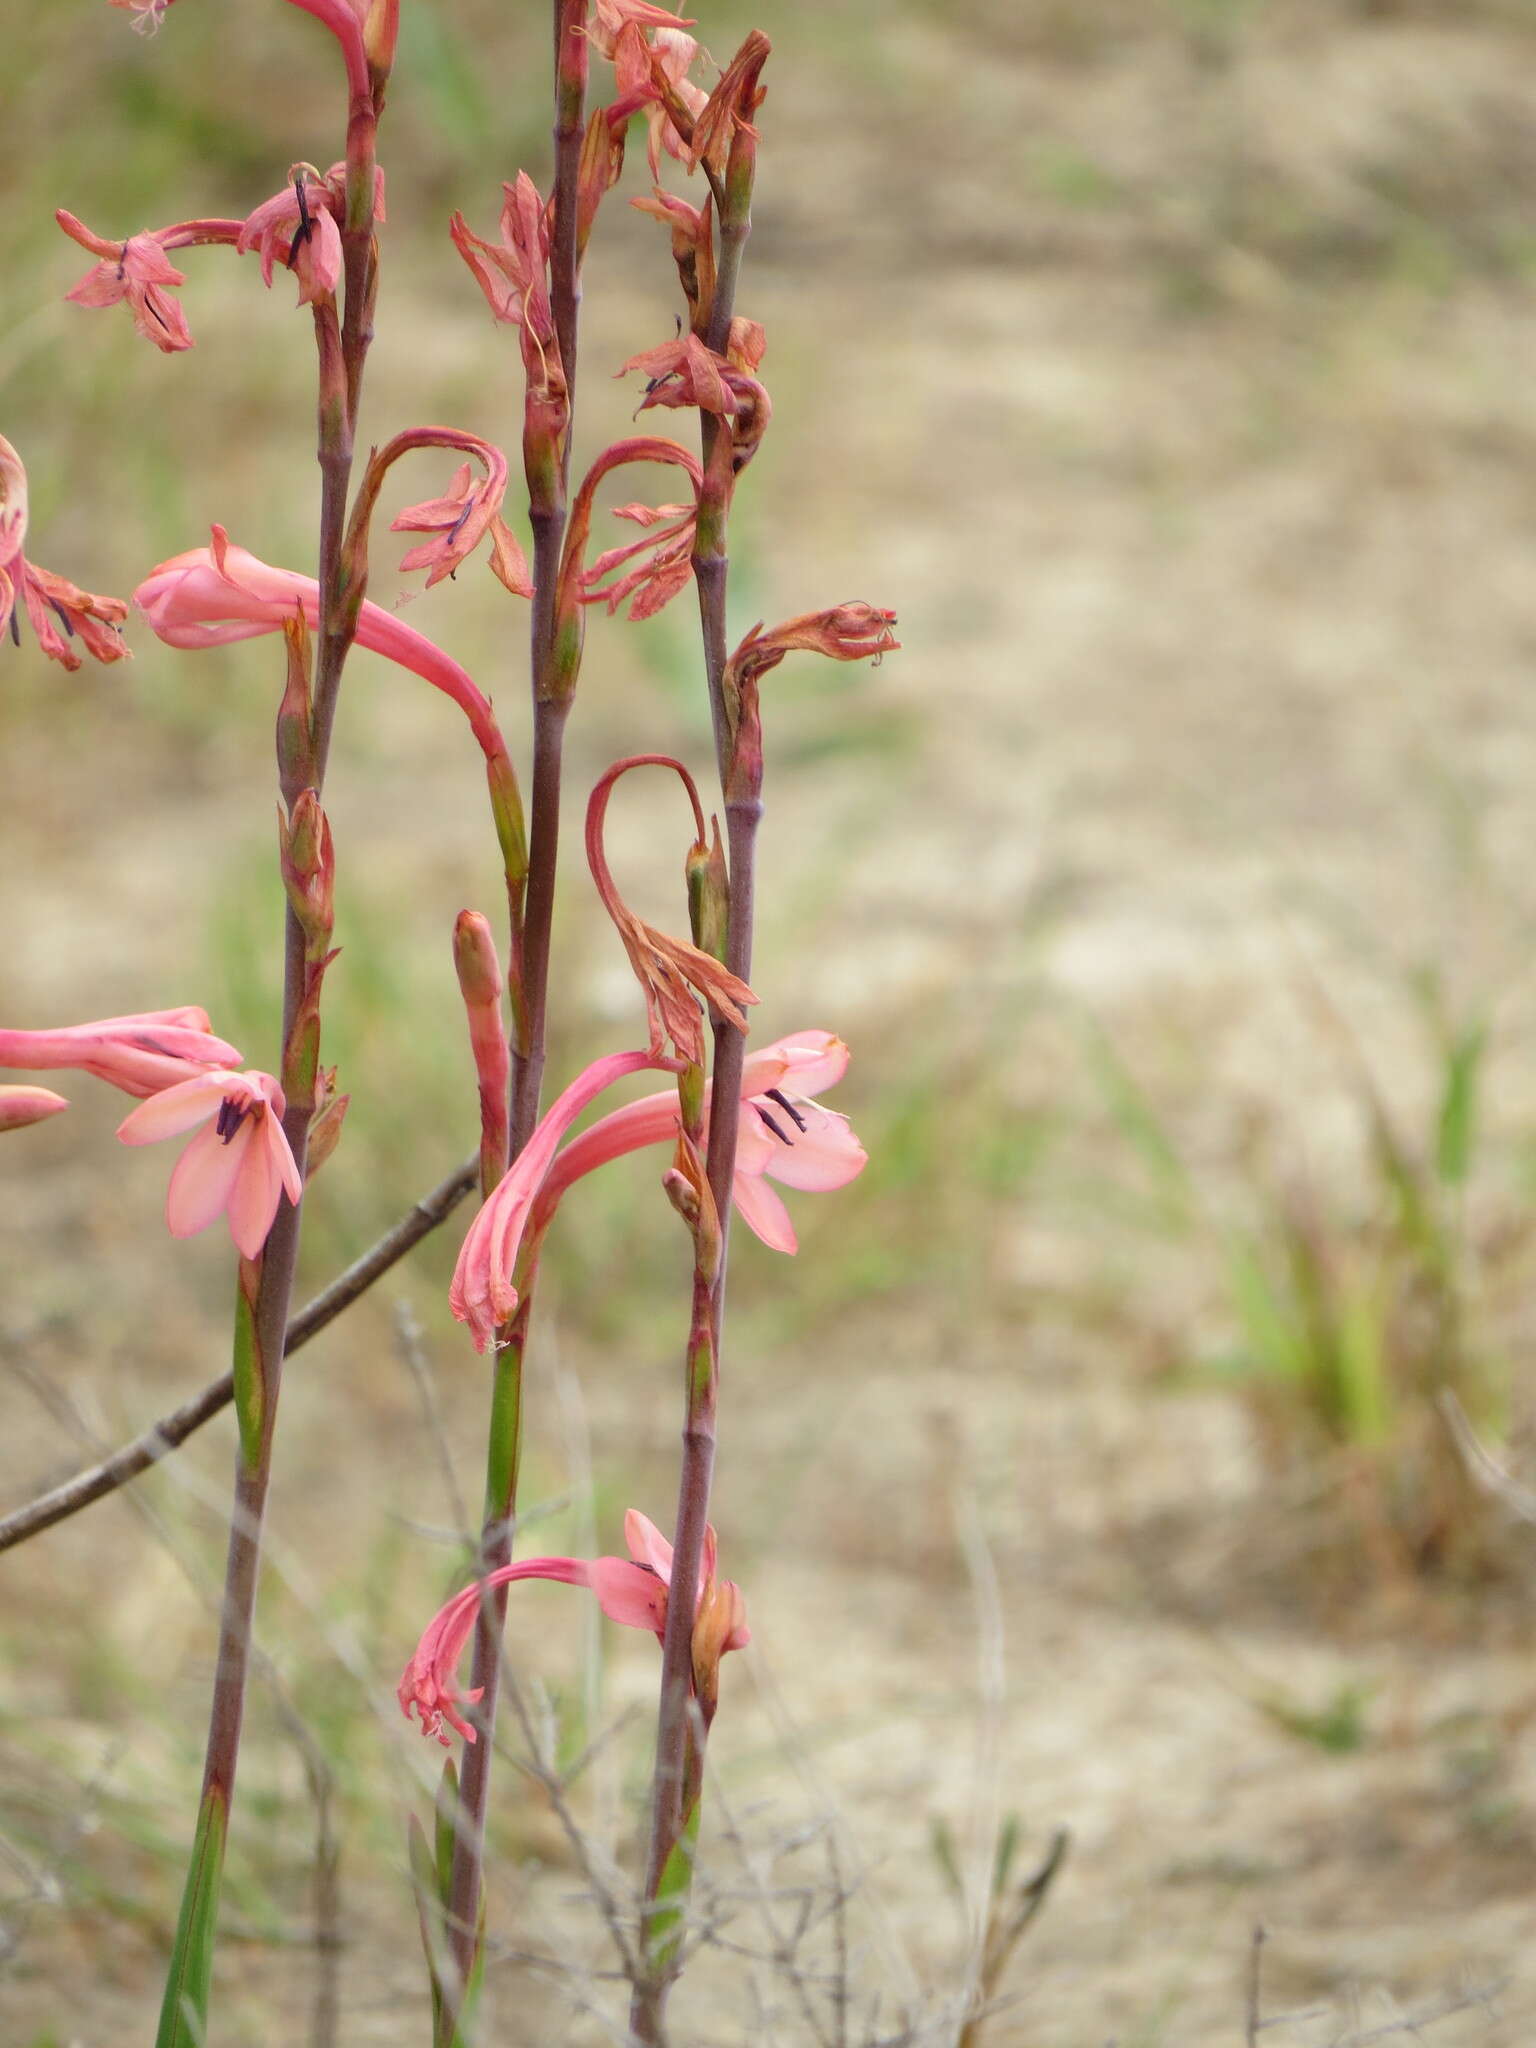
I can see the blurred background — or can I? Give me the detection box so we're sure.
[6,1,1536,2041]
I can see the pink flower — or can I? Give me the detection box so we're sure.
[0,1006,242,1099]
[552,1028,865,1254]
[118,1069,302,1259]
[451,1032,865,1352]
[400,1508,748,1747]
[57,210,195,354]
[134,525,505,762]
[239,167,341,305]
[0,1085,69,1134]
[0,434,131,670]
[582,498,696,620]
[390,448,529,594]
[452,1048,673,1350]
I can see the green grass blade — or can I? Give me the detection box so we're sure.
[155,1786,227,2048]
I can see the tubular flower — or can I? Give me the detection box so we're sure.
[134,525,506,762]
[236,163,384,306]
[451,1048,675,1350]
[549,1028,865,1255]
[451,1031,865,1352]
[118,1069,302,1260]
[0,434,130,670]
[0,1007,242,1099]
[56,211,197,353]
[0,1086,70,1133]
[400,1508,748,1747]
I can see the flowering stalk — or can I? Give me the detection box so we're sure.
[633,37,772,2035]
[439,7,590,2016]
[153,15,391,2036]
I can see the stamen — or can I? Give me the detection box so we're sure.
[49,599,76,638]
[765,1086,807,1132]
[286,177,315,269]
[754,1101,794,1146]
[215,1096,251,1145]
[8,607,20,648]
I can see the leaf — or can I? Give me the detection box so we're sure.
[155,1786,227,2048]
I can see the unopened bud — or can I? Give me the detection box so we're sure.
[454,910,510,1194]
[453,909,503,1011]
[363,0,399,77]
[279,789,335,948]
[306,1076,350,1179]
[0,1083,68,1133]
[686,818,729,964]
[662,1165,700,1229]
[276,611,315,797]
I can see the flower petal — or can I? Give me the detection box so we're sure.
[116,1069,235,1143]
[588,1557,669,1634]
[760,1101,867,1193]
[731,1169,797,1253]
[623,1509,674,1580]
[225,1119,284,1258]
[165,1119,249,1239]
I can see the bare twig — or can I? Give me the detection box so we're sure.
[0,1155,477,1556]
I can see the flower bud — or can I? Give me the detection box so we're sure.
[0,1084,69,1133]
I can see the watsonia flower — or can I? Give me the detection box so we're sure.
[400,1508,748,1747]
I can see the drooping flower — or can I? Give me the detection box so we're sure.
[0,1006,242,1099]
[134,525,506,762]
[400,1508,748,1746]
[729,603,900,685]
[450,1031,864,1351]
[391,451,530,595]
[56,211,197,354]
[118,1068,302,1260]
[582,498,697,620]
[0,1085,70,1133]
[585,754,757,1066]
[0,435,131,671]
